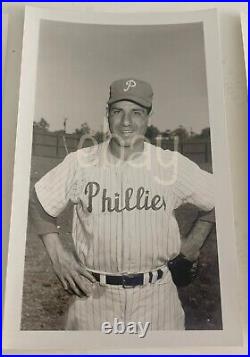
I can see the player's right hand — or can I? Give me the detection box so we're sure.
[41,233,97,298]
[53,250,97,297]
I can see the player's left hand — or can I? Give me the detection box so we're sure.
[167,253,199,287]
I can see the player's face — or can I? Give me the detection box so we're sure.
[108,101,150,147]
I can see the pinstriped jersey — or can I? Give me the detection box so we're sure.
[35,141,214,274]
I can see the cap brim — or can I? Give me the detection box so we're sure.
[107,95,151,108]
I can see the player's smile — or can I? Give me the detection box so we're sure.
[120,129,134,136]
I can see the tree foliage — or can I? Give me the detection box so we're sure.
[191,127,210,140]
[145,125,160,140]
[171,125,189,141]
[94,131,105,144]
[199,127,210,138]
[33,118,50,132]
[74,122,90,136]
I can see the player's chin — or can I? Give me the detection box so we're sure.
[120,138,135,148]
[115,133,135,147]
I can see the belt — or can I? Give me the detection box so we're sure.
[91,266,168,288]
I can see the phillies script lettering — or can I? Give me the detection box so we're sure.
[84,182,167,213]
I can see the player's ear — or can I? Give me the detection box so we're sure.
[146,107,153,126]
[105,105,110,118]
[103,114,111,137]
[146,108,153,126]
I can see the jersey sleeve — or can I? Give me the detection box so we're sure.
[35,152,78,217]
[174,152,215,211]
[29,187,59,235]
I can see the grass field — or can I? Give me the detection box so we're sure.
[21,155,222,330]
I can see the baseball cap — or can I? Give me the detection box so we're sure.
[108,78,153,108]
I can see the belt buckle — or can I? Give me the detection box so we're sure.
[122,274,136,289]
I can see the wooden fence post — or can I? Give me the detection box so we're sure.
[180,142,184,154]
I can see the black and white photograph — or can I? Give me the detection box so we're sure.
[23,18,221,333]
[3,5,245,353]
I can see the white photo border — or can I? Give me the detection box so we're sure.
[3,6,242,353]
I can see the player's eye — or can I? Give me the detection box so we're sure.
[133,110,144,117]
[110,109,121,116]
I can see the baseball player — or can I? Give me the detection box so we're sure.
[30,78,215,330]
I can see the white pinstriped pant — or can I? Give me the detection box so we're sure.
[65,273,185,330]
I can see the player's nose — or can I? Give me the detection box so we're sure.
[121,111,132,127]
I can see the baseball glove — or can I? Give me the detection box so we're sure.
[167,253,199,287]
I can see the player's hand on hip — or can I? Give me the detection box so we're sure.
[40,233,96,297]
[53,252,97,297]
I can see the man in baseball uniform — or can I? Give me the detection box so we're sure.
[30,78,215,331]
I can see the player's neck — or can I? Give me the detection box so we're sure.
[108,138,145,161]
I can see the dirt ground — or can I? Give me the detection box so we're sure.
[21,155,222,330]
